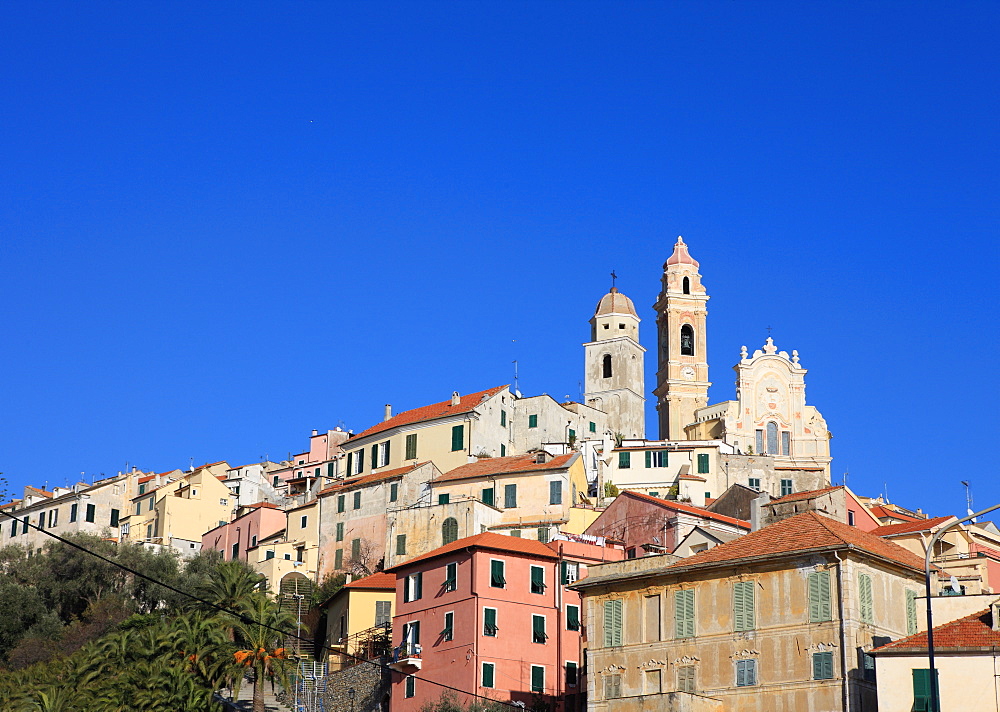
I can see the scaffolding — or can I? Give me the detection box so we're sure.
[292,660,328,712]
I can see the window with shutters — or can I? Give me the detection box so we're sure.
[567,604,580,631]
[510,529,521,538]
[528,414,538,428]
[748,477,761,490]
[859,573,874,624]
[733,581,755,631]
[697,453,710,473]
[860,648,876,682]
[327,462,335,477]
[300,515,308,529]
[675,589,695,638]
[537,527,550,543]
[500,444,506,456]
[335,522,344,542]
[231,543,239,560]
[438,493,450,505]
[604,674,622,699]
[337,495,345,513]
[70,503,78,523]
[646,450,668,467]
[766,422,779,455]
[500,410,507,427]
[370,444,378,470]
[85,504,96,523]
[808,570,832,622]
[735,659,757,687]
[483,607,498,636]
[444,562,457,592]
[265,550,275,560]
[334,549,343,569]
[532,614,547,643]
[531,665,545,694]
[375,600,392,627]
[442,517,458,545]
[618,451,631,469]
[813,651,834,680]
[442,611,454,641]
[549,480,562,505]
[530,566,546,594]
[481,662,495,688]
[561,561,580,585]
[566,661,578,686]
[645,595,661,642]
[589,421,596,433]
[780,478,793,496]
[405,433,417,460]
[351,538,361,559]
[451,424,464,452]
[504,484,517,508]
[396,534,406,556]
[906,589,918,634]
[404,676,415,698]
[353,491,361,509]
[677,665,696,693]
[912,669,939,712]
[481,487,494,506]
[403,573,422,602]
[645,669,662,694]
[781,430,791,455]
[378,441,390,467]
[603,599,623,647]
[490,560,505,588]
[109,509,119,527]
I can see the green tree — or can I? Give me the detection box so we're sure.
[232,594,296,712]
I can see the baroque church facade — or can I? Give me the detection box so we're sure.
[584,236,831,484]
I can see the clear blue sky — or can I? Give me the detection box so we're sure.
[2,2,997,517]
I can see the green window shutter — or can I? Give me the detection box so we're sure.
[645,450,651,468]
[445,562,457,591]
[86,504,96,522]
[500,444,506,456]
[537,527,550,543]
[451,424,464,452]
[346,452,353,475]
[531,665,544,693]
[351,538,361,559]
[405,433,417,460]
[110,509,120,527]
[808,571,832,622]
[484,607,497,636]
[491,560,505,587]
[906,590,918,635]
[619,451,631,468]
[589,421,596,433]
[327,462,335,477]
[482,662,495,688]
[148,498,154,512]
[566,661,578,686]
[697,453,710,473]
[813,651,834,679]
[531,566,545,594]
[568,428,575,441]
[314,467,321,477]
[336,522,344,541]
[510,529,521,538]
[334,549,343,569]
[371,444,378,469]
[70,503,78,522]
[859,573,874,624]
[396,534,406,555]
[390,483,398,502]
[528,414,538,428]
[383,440,391,464]
[504,484,517,508]
[675,589,695,638]
[911,668,938,711]
[265,550,275,560]
[443,612,454,640]
[603,600,623,647]
[337,495,345,513]
[549,480,562,505]
[500,410,507,427]
[405,676,415,698]
[353,491,361,509]
[734,581,755,631]
[442,517,458,545]
[532,614,546,643]
[481,488,494,506]
[438,493,450,505]
[567,604,580,630]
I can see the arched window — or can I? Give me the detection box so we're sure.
[442,517,459,545]
[766,422,779,456]
[682,277,690,294]
[680,325,695,356]
[602,354,613,378]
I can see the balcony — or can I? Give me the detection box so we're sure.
[389,643,422,672]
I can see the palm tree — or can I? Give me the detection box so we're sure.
[231,593,296,712]
[197,560,267,613]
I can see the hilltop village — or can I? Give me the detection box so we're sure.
[4,238,995,712]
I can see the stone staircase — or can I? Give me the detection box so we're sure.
[230,682,294,712]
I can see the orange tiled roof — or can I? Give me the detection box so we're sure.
[663,511,927,573]
[386,532,558,571]
[318,462,428,496]
[138,475,156,484]
[770,485,844,504]
[875,515,954,537]
[622,490,750,529]
[350,386,508,441]
[433,453,576,483]
[869,504,923,522]
[345,572,397,590]
[25,486,53,498]
[873,609,1000,652]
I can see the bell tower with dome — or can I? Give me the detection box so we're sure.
[583,285,646,439]
[653,236,711,440]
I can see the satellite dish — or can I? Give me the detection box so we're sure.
[949,575,961,593]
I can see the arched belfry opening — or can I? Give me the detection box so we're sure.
[680,324,695,356]
[682,277,690,294]
[602,354,613,378]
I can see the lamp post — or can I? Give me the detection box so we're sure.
[347,686,356,712]
[923,502,1000,712]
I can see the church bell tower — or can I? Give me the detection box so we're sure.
[653,237,711,440]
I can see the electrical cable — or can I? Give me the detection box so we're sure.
[0,508,521,709]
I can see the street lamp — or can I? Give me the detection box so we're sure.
[923,502,1000,712]
[347,686,356,712]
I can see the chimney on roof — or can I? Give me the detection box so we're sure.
[312,429,318,436]
[384,404,392,421]
[750,492,771,532]
[451,391,460,406]
[535,451,549,464]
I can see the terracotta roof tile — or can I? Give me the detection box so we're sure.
[433,453,576,483]
[318,462,428,496]
[876,516,954,537]
[25,486,53,498]
[663,511,926,572]
[345,572,397,590]
[386,532,558,571]
[350,386,508,441]
[873,609,1000,652]
[621,490,750,529]
[869,504,922,522]
[770,485,844,504]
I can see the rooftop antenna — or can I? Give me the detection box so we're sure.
[578,380,583,402]
[961,480,975,521]
[843,469,849,488]
[512,359,521,398]
[883,482,889,503]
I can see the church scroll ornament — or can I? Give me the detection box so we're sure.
[638,659,668,670]
[672,655,700,666]
[729,649,760,660]
[599,664,627,674]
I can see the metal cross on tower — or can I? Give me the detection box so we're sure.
[610,270,618,289]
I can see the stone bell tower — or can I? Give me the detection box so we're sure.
[653,237,711,440]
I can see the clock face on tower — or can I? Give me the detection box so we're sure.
[681,366,696,381]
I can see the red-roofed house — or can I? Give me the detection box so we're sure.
[573,512,928,712]
[583,489,749,559]
[322,572,397,672]
[761,485,882,532]
[872,603,1000,712]
[385,532,623,712]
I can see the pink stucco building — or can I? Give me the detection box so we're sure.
[200,502,286,561]
[385,531,623,712]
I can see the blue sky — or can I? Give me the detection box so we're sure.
[1,2,997,517]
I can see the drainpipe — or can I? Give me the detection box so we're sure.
[832,551,850,712]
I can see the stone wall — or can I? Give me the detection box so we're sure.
[320,656,391,712]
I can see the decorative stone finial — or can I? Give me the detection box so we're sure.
[763,337,777,355]
[740,345,748,360]
[791,350,800,365]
